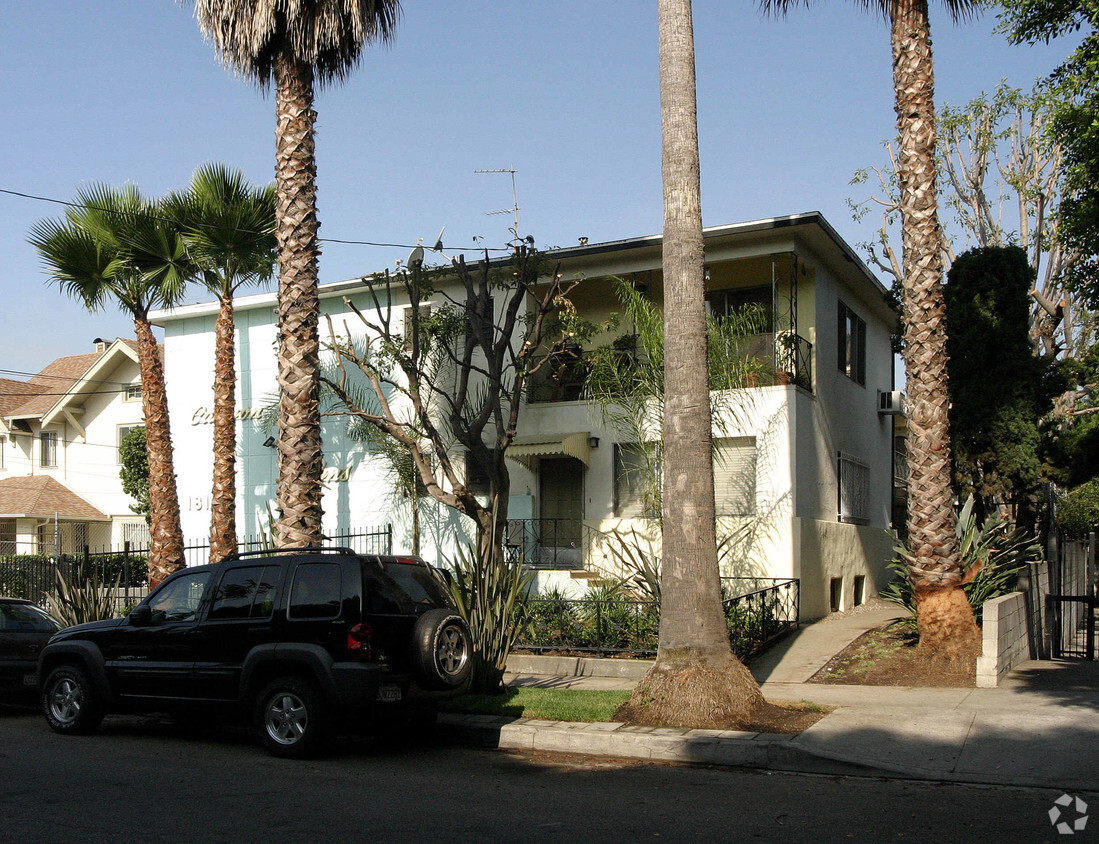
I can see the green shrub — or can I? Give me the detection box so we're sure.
[883,496,1042,623]
[1057,480,1099,538]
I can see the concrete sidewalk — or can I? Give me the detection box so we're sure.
[440,602,1099,791]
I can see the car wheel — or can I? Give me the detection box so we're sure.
[42,664,104,735]
[254,676,328,759]
[413,609,473,690]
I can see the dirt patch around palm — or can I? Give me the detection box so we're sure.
[809,622,978,688]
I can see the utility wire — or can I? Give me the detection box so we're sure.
[1,186,510,254]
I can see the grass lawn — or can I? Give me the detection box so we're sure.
[440,687,632,723]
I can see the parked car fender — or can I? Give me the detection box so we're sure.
[240,643,342,710]
[38,640,114,704]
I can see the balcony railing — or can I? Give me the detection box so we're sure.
[527,332,813,404]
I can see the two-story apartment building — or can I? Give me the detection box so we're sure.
[154,212,898,618]
[0,339,150,556]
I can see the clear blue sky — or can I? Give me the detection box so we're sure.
[0,1,1074,376]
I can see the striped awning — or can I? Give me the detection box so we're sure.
[506,432,593,468]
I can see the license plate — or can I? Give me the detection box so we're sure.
[377,685,402,702]
[23,674,36,687]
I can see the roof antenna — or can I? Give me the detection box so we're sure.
[475,168,521,250]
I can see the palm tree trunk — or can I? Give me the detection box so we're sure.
[273,53,325,548]
[620,0,763,729]
[890,0,979,656]
[209,294,238,562]
[134,316,185,587]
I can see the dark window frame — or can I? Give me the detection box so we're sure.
[837,301,867,386]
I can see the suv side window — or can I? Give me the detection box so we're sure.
[148,571,210,625]
[288,563,342,619]
[209,565,279,621]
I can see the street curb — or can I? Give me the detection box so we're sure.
[505,654,653,680]
[437,712,881,778]
[438,712,1099,790]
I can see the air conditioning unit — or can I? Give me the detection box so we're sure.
[878,390,904,415]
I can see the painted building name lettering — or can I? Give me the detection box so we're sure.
[191,406,266,426]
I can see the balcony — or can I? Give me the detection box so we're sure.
[526,332,813,404]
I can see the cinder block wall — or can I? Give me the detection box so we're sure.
[976,592,1030,688]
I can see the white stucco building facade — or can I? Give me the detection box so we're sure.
[153,213,898,618]
[0,339,151,556]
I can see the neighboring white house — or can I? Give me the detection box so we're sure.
[153,212,899,618]
[0,338,151,556]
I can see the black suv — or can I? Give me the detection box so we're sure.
[38,548,472,757]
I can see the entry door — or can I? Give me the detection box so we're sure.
[538,458,583,548]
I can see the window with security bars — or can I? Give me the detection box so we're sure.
[838,452,870,526]
[714,437,757,516]
[0,519,15,555]
[122,521,151,549]
[37,522,88,556]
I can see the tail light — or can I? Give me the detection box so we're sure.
[347,623,373,660]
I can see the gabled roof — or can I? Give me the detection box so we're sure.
[0,475,108,521]
[1,339,141,431]
[40,339,140,428]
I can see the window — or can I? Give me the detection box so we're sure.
[148,571,211,624]
[706,285,772,322]
[122,521,151,550]
[614,443,660,518]
[838,451,870,525]
[40,432,58,468]
[209,566,279,621]
[288,563,342,619]
[837,301,866,385]
[0,435,5,469]
[0,601,60,633]
[124,383,142,402]
[0,519,15,555]
[714,437,757,516]
[117,425,137,464]
[464,452,491,498]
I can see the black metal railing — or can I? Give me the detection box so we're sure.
[505,519,585,569]
[514,577,799,658]
[527,332,814,404]
[1048,531,1097,660]
[0,525,393,613]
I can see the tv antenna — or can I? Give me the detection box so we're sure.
[475,168,521,248]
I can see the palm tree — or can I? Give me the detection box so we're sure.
[618,0,764,730]
[188,0,401,547]
[165,164,277,562]
[762,0,982,657]
[30,185,190,587]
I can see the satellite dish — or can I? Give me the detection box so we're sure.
[408,237,425,269]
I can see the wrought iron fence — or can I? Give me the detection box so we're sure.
[0,525,393,614]
[514,577,799,658]
[505,519,585,569]
[1049,532,1097,660]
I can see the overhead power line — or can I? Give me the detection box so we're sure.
[0,186,510,254]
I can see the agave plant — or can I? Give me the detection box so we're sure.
[883,496,1042,625]
[446,540,533,694]
[48,560,122,628]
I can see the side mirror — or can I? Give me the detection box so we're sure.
[129,604,152,627]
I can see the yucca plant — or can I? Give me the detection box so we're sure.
[883,496,1042,626]
[48,560,122,628]
[446,540,533,694]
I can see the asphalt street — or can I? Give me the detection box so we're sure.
[0,707,1088,843]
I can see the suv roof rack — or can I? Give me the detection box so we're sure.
[223,546,360,560]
